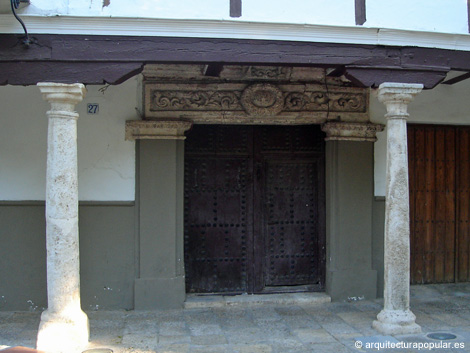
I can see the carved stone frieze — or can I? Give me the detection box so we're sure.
[144,82,369,124]
[125,120,193,140]
[321,121,384,142]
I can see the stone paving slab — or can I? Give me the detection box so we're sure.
[0,284,469,353]
[185,292,331,309]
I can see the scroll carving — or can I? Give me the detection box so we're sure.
[151,91,242,111]
[244,66,293,80]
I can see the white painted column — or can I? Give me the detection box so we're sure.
[373,82,423,335]
[36,83,89,353]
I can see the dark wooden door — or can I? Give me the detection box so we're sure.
[408,125,470,284]
[184,125,325,294]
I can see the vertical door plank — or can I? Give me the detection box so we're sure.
[413,126,427,284]
[445,128,456,282]
[457,128,470,281]
[424,128,436,283]
[434,128,446,282]
[408,126,416,284]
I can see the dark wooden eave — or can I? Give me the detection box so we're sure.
[0,62,143,85]
[344,67,448,89]
[1,33,466,87]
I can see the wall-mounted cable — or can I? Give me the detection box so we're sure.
[11,0,32,47]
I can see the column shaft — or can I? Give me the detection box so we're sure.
[46,112,80,313]
[383,118,410,310]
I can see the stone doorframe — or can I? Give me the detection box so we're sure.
[125,64,385,310]
[126,120,384,309]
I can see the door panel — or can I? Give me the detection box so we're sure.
[184,125,254,293]
[262,159,321,287]
[184,125,325,293]
[408,125,470,284]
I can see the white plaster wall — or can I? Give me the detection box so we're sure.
[26,0,355,25]
[365,0,468,34]
[20,0,467,34]
[372,79,470,196]
[0,78,138,201]
[239,0,354,26]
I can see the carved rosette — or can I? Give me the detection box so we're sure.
[240,83,284,116]
[125,120,193,140]
[321,121,385,142]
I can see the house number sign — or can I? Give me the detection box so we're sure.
[87,103,99,115]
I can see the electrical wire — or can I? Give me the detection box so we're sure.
[10,0,32,47]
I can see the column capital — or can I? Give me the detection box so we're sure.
[125,120,193,140]
[38,83,86,112]
[377,83,423,120]
[321,121,384,142]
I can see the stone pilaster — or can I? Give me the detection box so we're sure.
[129,119,191,309]
[36,83,89,353]
[373,82,423,335]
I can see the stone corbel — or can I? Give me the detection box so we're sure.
[321,121,384,142]
[125,120,193,140]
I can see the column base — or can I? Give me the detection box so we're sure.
[36,309,89,353]
[372,309,421,335]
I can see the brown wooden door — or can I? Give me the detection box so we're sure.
[408,125,470,284]
[184,125,325,293]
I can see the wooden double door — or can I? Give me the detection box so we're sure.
[408,125,470,284]
[184,125,325,294]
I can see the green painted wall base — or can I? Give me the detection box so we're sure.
[327,269,377,301]
[372,197,385,298]
[325,141,378,301]
[135,140,185,310]
[0,202,135,311]
[134,276,186,309]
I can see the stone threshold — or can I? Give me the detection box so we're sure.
[184,292,331,309]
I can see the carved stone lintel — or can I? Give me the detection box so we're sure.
[144,82,369,124]
[125,120,193,140]
[321,121,384,142]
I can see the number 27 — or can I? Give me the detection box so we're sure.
[87,103,99,114]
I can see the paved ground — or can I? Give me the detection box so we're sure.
[1,284,470,353]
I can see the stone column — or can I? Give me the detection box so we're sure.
[36,83,89,353]
[373,82,423,335]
